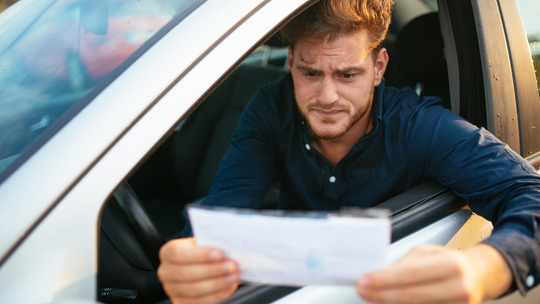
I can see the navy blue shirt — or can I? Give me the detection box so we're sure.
[184,74,540,295]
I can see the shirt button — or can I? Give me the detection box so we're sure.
[302,120,305,125]
[329,176,336,183]
[526,274,535,287]
[305,144,311,151]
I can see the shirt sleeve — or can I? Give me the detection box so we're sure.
[182,85,279,238]
[401,97,540,295]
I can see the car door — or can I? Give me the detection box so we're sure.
[0,0,316,303]
[1,0,538,303]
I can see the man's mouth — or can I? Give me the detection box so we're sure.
[312,109,345,119]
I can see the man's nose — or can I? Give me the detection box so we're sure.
[318,76,339,105]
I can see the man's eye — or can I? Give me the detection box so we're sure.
[304,72,318,77]
[342,74,354,79]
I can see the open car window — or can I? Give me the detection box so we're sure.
[102,2,476,303]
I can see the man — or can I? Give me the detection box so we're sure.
[157,0,540,303]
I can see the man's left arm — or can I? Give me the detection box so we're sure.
[358,99,540,303]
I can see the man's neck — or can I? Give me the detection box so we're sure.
[311,108,374,167]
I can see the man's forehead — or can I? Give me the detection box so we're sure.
[295,47,373,68]
[293,31,374,65]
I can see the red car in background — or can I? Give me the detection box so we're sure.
[14,1,171,88]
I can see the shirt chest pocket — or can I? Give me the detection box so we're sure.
[343,167,394,207]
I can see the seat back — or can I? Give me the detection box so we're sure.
[395,12,452,110]
[172,64,288,202]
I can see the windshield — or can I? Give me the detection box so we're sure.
[0,0,199,177]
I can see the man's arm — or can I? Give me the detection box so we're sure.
[371,96,540,301]
[181,83,281,237]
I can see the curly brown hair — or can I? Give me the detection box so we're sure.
[279,0,394,56]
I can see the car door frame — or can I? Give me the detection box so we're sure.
[0,0,317,302]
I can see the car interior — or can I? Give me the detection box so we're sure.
[96,1,486,303]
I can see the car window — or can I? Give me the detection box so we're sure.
[389,0,435,34]
[0,0,196,177]
[516,1,540,96]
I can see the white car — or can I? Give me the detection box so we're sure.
[0,0,539,303]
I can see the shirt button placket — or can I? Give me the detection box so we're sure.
[324,170,340,209]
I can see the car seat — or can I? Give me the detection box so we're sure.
[129,63,288,238]
[394,12,452,111]
[172,64,288,202]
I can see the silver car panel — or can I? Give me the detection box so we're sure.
[0,0,312,302]
[0,0,268,264]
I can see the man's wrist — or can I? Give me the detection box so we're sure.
[464,243,513,300]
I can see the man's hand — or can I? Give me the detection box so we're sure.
[157,237,240,304]
[356,244,513,304]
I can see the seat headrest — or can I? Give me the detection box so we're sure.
[395,12,449,87]
[265,34,286,48]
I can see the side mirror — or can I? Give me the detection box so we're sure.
[80,3,108,35]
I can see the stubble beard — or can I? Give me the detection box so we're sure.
[295,86,375,141]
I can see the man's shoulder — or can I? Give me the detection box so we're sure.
[257,72,293,100]
[381,86,446,119]
[241,72,296,126]
[250,73,295,116]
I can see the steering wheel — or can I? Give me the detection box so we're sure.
[112,183,165,269]
[98,182,167,303]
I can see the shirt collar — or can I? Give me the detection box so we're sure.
[371,78,385,132]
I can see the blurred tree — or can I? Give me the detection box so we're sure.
[0,0,18,13]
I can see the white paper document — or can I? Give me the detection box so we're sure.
[188,207,391,286]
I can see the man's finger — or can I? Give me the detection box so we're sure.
[158,260,237,282]
[164,273,240,299]
[359,246,463,288]
[170,283,238,304]
[159,237,224,264]
[358,277,473,304]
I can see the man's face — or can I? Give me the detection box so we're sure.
[288,30,388,140]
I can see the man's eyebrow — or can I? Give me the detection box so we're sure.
[295,64,367,74]
[296,65,321,73]
[336,66,366,74]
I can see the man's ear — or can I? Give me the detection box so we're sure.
[287,46,294,70]
[373,48,389,86]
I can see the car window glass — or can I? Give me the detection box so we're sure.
[0,0,195,177]
[389,0,435,34]
[516,1,540,96]
[421,0,437,11]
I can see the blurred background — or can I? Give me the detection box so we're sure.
[0,0,18,12]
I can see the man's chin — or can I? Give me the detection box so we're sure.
[310,125,348,140]
[307,117,340,126]
[312,132,347,141]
